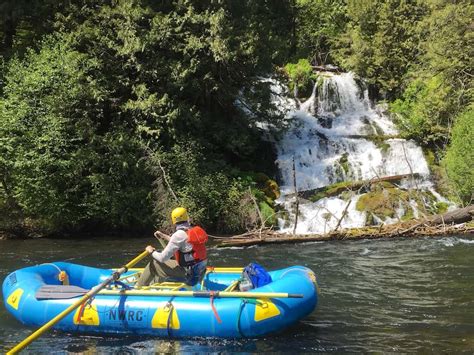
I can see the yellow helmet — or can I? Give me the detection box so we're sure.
[171,207,189,224]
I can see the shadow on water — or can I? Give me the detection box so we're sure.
[1,235,474,353]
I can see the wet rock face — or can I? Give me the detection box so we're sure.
[297,82,315,100]
[317,115,333,128]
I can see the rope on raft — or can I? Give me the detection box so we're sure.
[209,291,222,323]
[236,298,260,337]
[166,300,175,338]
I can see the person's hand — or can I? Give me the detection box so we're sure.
[146,245,155,254]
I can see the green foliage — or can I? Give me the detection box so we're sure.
[256,174,280,201]
[259,201,277,227]
[443,107,474,204]
[434,202,449,215]
[1,0,471,236]
[0,36,154,232]
[284,58,315,97]
[390,76,451,145]
[356,188,405,221]
[308,180,356,202]
[336,0,428,98]
[383,1,473,200]
[293,0,347,64]
[0,0,69,57]
[390,1,473,146]
[0,1,292,235]
[354,184,435,224]
[148,144,274,234]
[355,181,458,224]
[421,1,473,106]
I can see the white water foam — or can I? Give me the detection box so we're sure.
[273,72,451,234]
[439,237,474,247]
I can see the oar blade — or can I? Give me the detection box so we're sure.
[35,285,88,300]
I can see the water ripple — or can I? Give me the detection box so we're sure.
[0,235,473,353]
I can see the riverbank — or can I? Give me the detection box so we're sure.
[2,206,472,245]
[216,205,474,247]
[0,227,156,241]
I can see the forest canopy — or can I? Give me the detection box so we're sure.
[0,0,472,236]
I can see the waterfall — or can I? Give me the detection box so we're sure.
[274,72,451,234]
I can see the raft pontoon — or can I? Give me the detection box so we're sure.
[3,262,318,338]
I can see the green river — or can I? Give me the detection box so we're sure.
[1,235,473,353]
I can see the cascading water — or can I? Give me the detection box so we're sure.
[274,72,451,234]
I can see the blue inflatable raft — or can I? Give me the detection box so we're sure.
[2,262,318,338]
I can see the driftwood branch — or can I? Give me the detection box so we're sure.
[334,200,351,232]
[248,187,264,231]
[401,142,427,218]
[156,159,179,203]
[292,156,299,235]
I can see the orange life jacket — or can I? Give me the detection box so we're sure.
[174,226,208,267]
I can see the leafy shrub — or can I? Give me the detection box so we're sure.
[443,107,474,204]
[149,144,269,233]
[390,76,451,145]
[284,59,316,98]
[0,36,154,233]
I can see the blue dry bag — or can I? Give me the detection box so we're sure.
[242,262,272,289]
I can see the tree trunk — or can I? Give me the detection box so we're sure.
[428,205,474,225]
[216,205,474,248]
[312,65,341,73]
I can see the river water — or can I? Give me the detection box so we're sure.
[1,235,473,353]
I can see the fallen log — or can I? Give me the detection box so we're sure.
[216,224,473,247]
[341,134,400,141]
[312,65,341,73]
[428,205,474,225]
[216,205,474,248]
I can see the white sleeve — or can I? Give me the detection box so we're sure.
[151,230,188,263]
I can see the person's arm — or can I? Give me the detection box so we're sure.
[149,230,187,263]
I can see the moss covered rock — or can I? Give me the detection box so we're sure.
[357,190,396,218]
[259,201,277,227]
[255,173,281,200]
[356,187,410,224]
[308,181,359,202]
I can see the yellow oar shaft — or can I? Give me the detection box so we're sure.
[125,267,244,273]
[7,292,93,355]
[124,250,150,269]
[97,289,303,298]
[8,250,150,354]
[207,267,243,272]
